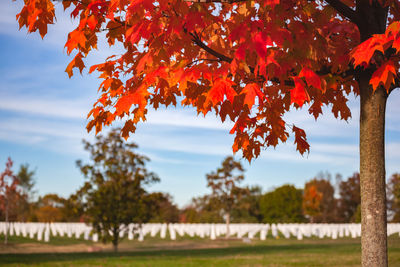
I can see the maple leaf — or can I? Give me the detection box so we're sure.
[207,78,236,106]
[115,87,148,116]
[65,53,85,78]
[235,45,246,60]
[87,15,98,31]
[241,83,265,109]
[121,120,136,140]
[369,60,397,92]
[350,34,386,68]
[253,32,272,59]
[65,30,87,55]
[299,67,322,91]
[292,125,309,155]
[291,77,309,107]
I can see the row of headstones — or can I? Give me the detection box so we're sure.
[1,222,400,242]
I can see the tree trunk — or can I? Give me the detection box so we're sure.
[112,229,119,252]
[112,242,118,253]
[4,198,8,245]
[359,71,388,267]
[225,213,230,238]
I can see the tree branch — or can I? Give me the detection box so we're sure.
[189,31,233,63]
[189,30,355,86]
[324,0,360,25]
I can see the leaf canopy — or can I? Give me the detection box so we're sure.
[15,0,400,160]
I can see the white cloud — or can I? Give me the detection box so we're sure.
[0,131,46,145]
[146,108,233,130]
[0,95,90,120]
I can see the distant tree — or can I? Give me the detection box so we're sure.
[61,189,87,222]
[179,206,198,223]
[387,173,400,222]
[14,164,36,222]
[206,156,246,237]
[76,129,159,252]
[0,158,21,244]
[337,173,361,223]
[303,175,336,223]
[144,192,179,223]
[35,194,65,222]
[180,195,223,223]
[231,185,263,223]
[303,184,322,222]
[260,184,305,223]
[16,164,36,198]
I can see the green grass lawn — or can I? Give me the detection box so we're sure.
[1,235,400,266]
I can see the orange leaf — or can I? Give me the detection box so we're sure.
[87,15,97,31]
[115,86,148,115]
[65,53,85,78]
[369,60,397,92]
[65,30,87,54]
[207,78,236,105]
[350,34,386,68]
[241,83,265,109]
[291,77,309,107]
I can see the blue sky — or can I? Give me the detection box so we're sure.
[1,2,400,207]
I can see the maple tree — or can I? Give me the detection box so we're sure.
[303,176,336,223]
[302,184,323,222]
[14,0,400,265]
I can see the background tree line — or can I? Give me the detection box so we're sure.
[2,129,400,228]
[3,159,400,225]
[3,134,400,250]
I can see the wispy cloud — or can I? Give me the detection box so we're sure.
[0,95,90,120]
[146,108,233,130]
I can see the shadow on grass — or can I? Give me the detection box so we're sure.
[0,242,360,265]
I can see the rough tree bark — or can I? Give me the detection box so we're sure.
[355,3,389,266]
[359,71,388,267]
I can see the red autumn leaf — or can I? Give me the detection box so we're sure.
[291,77,309,107]
[292,125,310,155]
[207,78,236,106]
[87,15,97,31]
[253,32,272,59]
[299,67,322,91]
[369,60,397,92]
[235,44,246,61]
[350,34,386,68]
[241,83,265,109]
[115,87,148,115]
